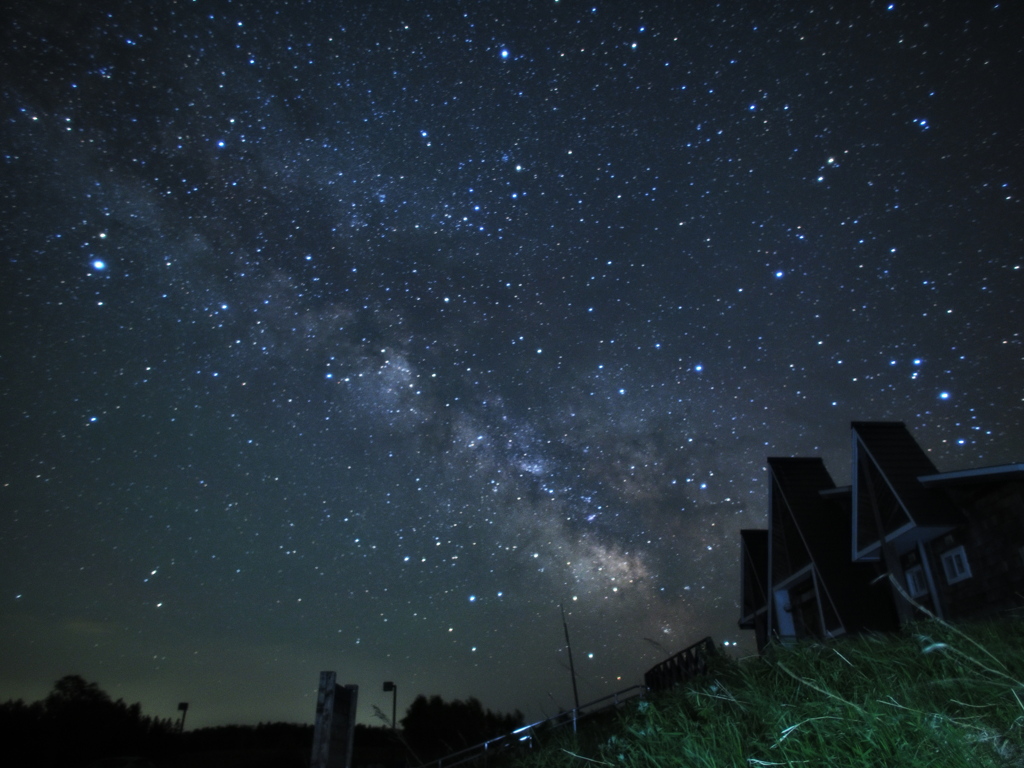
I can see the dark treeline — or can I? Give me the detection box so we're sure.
[0,675,317,767]
[179,721,312,752]
[0,675,177,767]
[1,676,524,768]
[400,694,524,763]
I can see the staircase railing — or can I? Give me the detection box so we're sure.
[643,636,716,693]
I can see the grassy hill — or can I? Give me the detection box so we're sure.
[512,617,1023,768]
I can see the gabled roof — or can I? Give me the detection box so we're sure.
[769,455,897,636]
[852,422,963,557]
[919,463,1024,488]
[853,421,941,514]
[769,457,843,567]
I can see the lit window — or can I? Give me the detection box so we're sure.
[905,565,928,598]
[940,546,972,585]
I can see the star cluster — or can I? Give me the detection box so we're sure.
[1,0,1022,727]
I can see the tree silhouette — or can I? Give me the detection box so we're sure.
[400,694,523,762]
[0,675,175,767]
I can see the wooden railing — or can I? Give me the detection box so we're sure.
[643,636,716,693]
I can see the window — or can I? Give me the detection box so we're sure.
[940,546,972,585]
[905,565,928,598]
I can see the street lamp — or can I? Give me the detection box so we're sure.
[382,681,397,731]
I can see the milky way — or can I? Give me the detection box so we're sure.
[1,0,1022,727]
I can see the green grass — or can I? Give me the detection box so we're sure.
[511,618,1024,768]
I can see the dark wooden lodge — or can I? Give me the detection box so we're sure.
[740,422,1024,651]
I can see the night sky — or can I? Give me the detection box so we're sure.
[2,0,1022,729]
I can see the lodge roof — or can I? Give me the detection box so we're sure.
[919,463,1024,487]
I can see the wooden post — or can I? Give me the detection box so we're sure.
[311,672,358,768]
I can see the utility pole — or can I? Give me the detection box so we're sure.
[560,603,580,725]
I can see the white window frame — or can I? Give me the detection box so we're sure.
[905,565,928,598]
[940,545,972,585]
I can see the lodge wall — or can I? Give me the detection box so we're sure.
[940,480,1024,620]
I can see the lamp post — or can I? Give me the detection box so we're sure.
[382,681,397,731]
